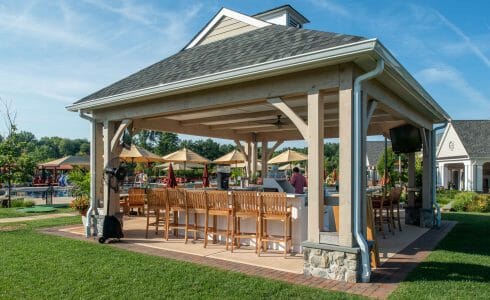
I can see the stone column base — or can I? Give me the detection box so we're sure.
[302,242,361,282]
[419,208,435,228]
[404,206,420,225]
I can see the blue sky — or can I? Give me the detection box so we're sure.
[0,0,489,146]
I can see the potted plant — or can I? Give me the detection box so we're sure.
[71,196,89,216]
[68,168,90,225]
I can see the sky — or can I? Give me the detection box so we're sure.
[0,0,489,147]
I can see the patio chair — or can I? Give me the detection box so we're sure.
[371,190,393,238]
[126,188,146,216]
[389,187,403,232]
[205,190,232,249]
[145,188,167,238]
[258,192,292,257]
[165,188,189,242]
[185,190,208,243]
[231,191,261,254]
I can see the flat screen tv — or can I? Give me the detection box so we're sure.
[389,124,422,154]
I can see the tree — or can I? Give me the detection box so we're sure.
[155,132,180,155]
[377,147,408,187]
[0,98,29,207]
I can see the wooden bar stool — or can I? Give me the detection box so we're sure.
[258,192,292,257]
[205,190,232,249]
[145,188,167,238]
[389,187,402,231]
[231,191,260,254]
[165,188,188,242]
[126,187,146,216]
[185,190,208,242]
[371,190,394,238]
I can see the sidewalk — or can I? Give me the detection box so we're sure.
[0,212,77,224]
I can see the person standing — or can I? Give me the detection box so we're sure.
[290,167,307,194]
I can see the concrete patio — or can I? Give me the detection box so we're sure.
[58,209,428,274]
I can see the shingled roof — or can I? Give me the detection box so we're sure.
[451,120,490,157]
[75,25,365,104]
[366,141,390,167]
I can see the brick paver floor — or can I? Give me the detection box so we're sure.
[42,220,456,299]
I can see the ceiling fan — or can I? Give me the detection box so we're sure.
[272,115,287,128]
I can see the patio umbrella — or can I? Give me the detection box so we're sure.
[163,147,211,165]
[213,149,247,171]
[202,164,209,187]
[213,150,246,165]
[119,145,164,163]
[268,149,307,175]
[167,163,177,188]
[267,149,307,164]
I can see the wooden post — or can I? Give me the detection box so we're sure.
[95,122,104,206]
[261,140,268,178]
[103,120,120,215]
[307,90,324,243]
[338,64,354,247]
[250,135,258,180]
[407,152,415,207]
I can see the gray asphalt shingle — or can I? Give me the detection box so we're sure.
[451,120,490,157]
[75,25,365,104]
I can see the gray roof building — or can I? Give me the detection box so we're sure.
[451,120,490,157]
[75,25,364,104]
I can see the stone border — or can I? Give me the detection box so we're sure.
[40,220,457,299]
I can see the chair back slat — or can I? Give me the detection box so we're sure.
[128,188,145,205]
[232,191,260,213]
[185,190,207,210]
[390,187,402,204]
[261,192,287,214]
[146,189,158,209]
[206,190,229,210]
[152,188,167,209]
[167,188,186,207]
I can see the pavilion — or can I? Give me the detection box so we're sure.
[67,5,450,283]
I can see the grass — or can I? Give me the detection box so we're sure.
[0,207,74,218]
[0,217,360,299]
[390,212,490,299]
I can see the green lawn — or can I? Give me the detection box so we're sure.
[2,213,488,299]
[0,207,74,218]
[390,212,490,299]
[0,217,360,299]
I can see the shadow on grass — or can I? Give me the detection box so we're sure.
[403,261,490,283]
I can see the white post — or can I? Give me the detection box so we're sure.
[339,65,354,246]
[307,90,324,243]
[103,120,120,215]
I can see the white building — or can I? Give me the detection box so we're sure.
[436,120,490,192]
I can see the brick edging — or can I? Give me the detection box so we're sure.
[40,220,457,299]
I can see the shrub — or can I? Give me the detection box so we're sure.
[11,199,25,208]
[466,194,490,213]
[10,198,35,208]
[452,192,477,212]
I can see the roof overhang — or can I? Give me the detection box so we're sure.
[67,38,450,124]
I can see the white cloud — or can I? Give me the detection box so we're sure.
[417,65,490,109]
[307,0,351,17]
[436,11,490,69]
[0,4,102,50]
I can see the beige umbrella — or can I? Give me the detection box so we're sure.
[213,150,246,165]
[162,148,210,164]
[156,162,204,170]
[267,149,307,164]
[119,145,164,163]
